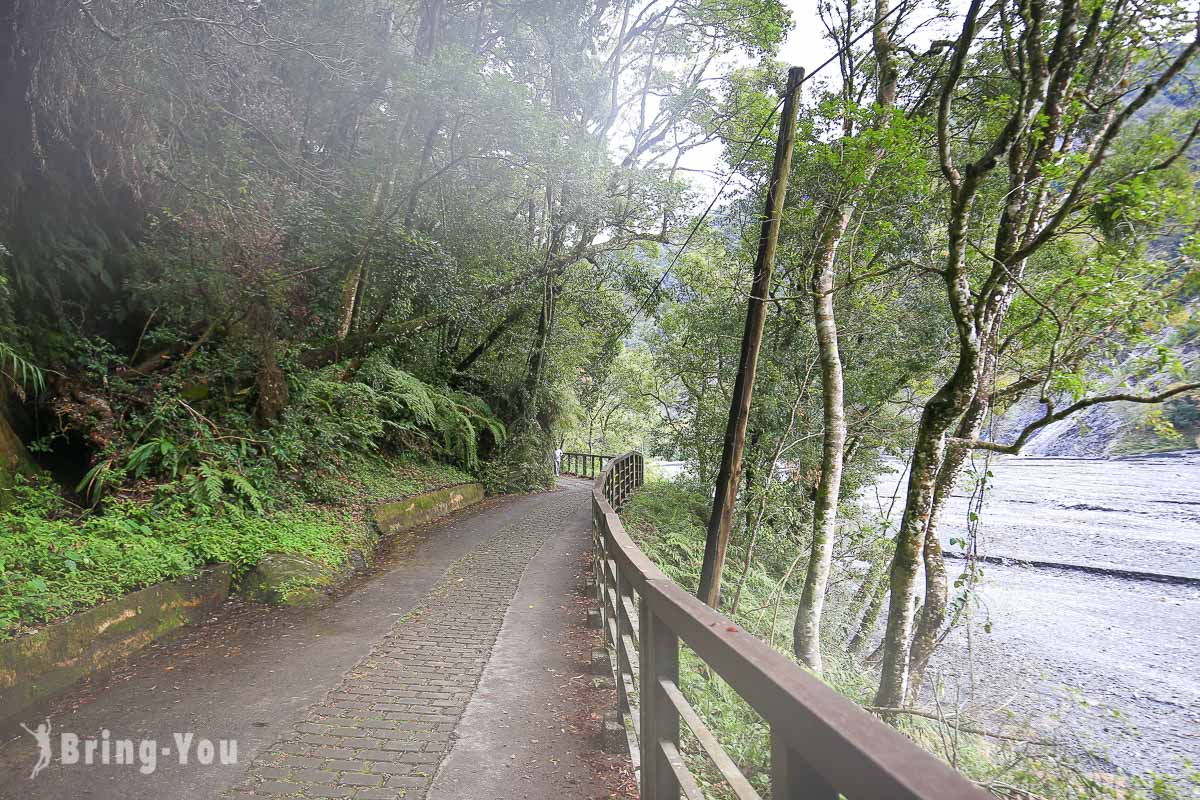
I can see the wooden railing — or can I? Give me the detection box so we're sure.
[591,451,990,800]
[563,451,615,479]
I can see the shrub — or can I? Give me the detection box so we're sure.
[479,422,553,494]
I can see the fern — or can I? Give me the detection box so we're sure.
[184,460,227,510]
[0,341,45,397]
[225,470,264,514]
[356,354,504,470]
[180,461,265,514]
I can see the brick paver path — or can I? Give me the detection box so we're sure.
[230,486,585,799]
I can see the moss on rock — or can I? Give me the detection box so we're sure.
[371,483,484,535]
[239,553,341,606]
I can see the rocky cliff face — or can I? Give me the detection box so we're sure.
[991,395,1139,456]
[0,390,33,505]
[991,331,1199,457]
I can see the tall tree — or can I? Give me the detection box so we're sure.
[875,0,1200,709]
[792,0,901,674]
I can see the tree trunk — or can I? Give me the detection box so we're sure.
[253,304,289,427]
[455,304,529,373]
[906,330,1003,698]
[521,271,558,417]
[873,362,977,708]
[793,207,851,672]
[335,263,364,345]
[403,111,446,229]
[849,566,889,655]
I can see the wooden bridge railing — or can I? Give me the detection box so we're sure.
[562,451,615,479]
[591,450,989,800]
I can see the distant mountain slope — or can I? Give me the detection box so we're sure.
[992,322,1199,456]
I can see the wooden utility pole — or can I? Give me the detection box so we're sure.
[697,66,804,608]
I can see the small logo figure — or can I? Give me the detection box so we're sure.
[19,718,52,780]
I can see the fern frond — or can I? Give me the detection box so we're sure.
[198,461,224,507]
[0,341,45,396]
[225,470,264,514]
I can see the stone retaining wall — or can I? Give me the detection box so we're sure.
[0,564,231,724]
[371,482,485,535]
[0,482,486,722]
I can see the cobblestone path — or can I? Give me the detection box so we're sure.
[230,485,587,799]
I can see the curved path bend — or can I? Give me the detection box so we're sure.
[0,478,630,799]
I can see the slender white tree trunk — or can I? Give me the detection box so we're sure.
[793,209,851,672]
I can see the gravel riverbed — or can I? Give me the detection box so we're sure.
[876,451,1200,777]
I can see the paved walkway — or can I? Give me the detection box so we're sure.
[0,479,629,799]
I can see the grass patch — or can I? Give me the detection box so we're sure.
[297,453,474,507]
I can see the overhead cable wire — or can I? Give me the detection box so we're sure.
[610,0,909,343]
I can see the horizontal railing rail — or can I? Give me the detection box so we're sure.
[562,451,616,479]
[591,451,990,800]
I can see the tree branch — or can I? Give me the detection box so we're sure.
[954,382,1200,454]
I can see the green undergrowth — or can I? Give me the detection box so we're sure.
[298,452,474,507]
[620,479,1199,800]
[0,454,474,640]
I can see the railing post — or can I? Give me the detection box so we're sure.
[594,502,605,618]
[771,729,839,799]
[601,528,614,653]
[594,505,603,604]
[615,564,634,729]
[640,596,680,800]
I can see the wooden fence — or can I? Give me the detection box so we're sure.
[563,451,614,479]
[590,450,990,800]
